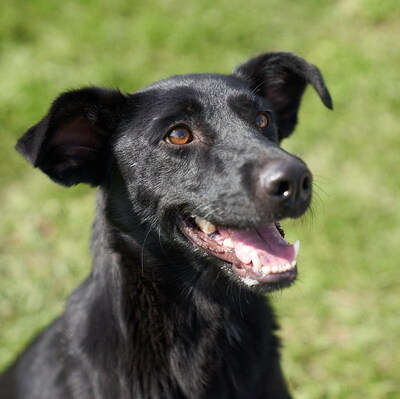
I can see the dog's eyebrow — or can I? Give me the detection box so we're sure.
[228,93,270,121]
[154,106,204,133]
[140,86,204,121]
[162,87,204,115]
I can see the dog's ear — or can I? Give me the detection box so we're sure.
[233,52,333,140]
[16,87,126,187]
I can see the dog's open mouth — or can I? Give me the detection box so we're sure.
[179,215,299,287]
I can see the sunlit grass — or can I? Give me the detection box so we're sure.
[1,0,399,397]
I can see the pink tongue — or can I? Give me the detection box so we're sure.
[220,224,296,267]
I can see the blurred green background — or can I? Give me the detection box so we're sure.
[1,0,399,397]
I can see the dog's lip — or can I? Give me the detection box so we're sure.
[177,215,238,264]
[177,214,298,286]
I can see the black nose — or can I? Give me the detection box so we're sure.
[260,158,312,217]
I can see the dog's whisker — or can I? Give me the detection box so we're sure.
[141,227,153,276]
[313,174,331,184]
[250,80,267,95]
[313,181,329,198]
[312,190,325,211]
[211,269,223,290]
[157,226,170,259]
[238,286,245,318]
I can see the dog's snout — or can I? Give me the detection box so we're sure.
[260,159,312,217]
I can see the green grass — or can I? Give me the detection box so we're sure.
[1,0,399,397]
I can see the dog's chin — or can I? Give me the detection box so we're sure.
[177,214,299,292]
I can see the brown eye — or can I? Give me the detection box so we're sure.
[166,127,192,145]
[255,112,269,129]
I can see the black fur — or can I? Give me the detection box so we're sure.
[0,52,332,399]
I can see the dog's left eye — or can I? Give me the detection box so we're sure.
[255,112,269,129]
[166,127,193,145]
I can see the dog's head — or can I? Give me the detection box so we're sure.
[17,52,332,292]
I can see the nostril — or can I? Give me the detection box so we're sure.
[275,180,291,198]
[302,175,312,193]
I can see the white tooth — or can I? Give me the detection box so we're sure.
[293,240,300,258]
[223,238,234,248]
[261,266,271,275]
[271,266,278,274]
[251,251,262,272]
[291,260,297,268]
[194,217,217,234]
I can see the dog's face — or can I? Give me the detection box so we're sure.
[17,52,332,292]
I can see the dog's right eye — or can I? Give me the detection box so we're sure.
[255,112,269,129]
[166,127,193,145]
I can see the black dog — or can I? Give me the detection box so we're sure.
[0,52,332,399]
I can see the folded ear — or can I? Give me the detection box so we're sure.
[16,87,126,187]
[233,52,333,140]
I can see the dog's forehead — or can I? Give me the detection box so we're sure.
[143,73,245,91]
[139,74,253,100]
[136,73,259,108]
